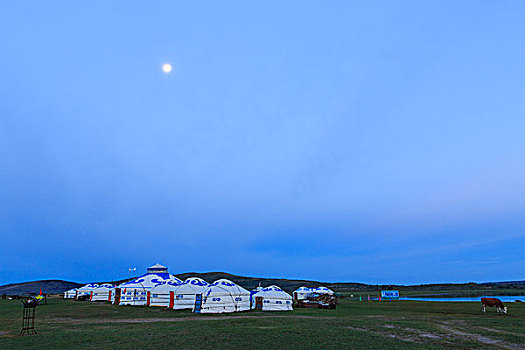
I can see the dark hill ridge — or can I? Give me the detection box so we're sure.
[0,280,82,295]
[1,273,523,296]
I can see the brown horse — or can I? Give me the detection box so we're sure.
[481,297,507,314]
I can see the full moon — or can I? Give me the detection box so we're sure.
[162,63,172,73]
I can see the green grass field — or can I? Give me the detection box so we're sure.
[0,298,523,349]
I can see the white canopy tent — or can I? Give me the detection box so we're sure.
[117,273,182,306]
[63,288,77,299]
[293,286,313,300]
[251,285,293,311]
[199,279,250,313]
[91,284,115,302]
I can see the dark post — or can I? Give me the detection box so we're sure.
[19,299,38,336]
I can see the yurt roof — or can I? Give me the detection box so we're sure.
[184,277,209,286]
[150,281,182,293]
[210,279,236,287]
[148,263,167,269]
[294,286,313,292]
[253,285,292,299]
[315,286,334,294]
[77,283,99,291]
[95,284,115,291]
[119,273,182,288]
[205,279,250,296]
[260,285,285,292]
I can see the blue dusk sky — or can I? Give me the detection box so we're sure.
[1,1,524,285]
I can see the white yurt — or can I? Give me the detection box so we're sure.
[76,283,99,300]
[91,284,115,302]
[149,280,182,307]
[63,288,77,299]
[315,286,334,295]
[171,277,210,310]
[117,263,182,306]
[251,285,293,311]
[293,286,313,300]
[199,279,250,313]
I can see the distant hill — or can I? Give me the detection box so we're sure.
[1,273,523,296]
[0,280,82,295]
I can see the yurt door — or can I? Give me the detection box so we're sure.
[255,297,263,310]
[114,288,121,304]
[194,294,203,313]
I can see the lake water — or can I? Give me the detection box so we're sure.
[400,296,525,302]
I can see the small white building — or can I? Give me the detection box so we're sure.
[90,283,115,302]
[199,279,250,313]
[172,277,210,310]
[293,286,313,300]
[251,285,293,311]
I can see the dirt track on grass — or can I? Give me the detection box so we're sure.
[45,314,332,324]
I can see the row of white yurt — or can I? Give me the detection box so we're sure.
[70,263,294,313]
[150,278,294,313]
[70,283,116,301]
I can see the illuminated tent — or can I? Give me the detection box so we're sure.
[251,285,293,311]
[199,279,250,313]
[91,283,116,302]
[293,286,313,300]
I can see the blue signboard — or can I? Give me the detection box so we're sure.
[381,290,399,299]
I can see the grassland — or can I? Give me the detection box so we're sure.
[0,298,523,349]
